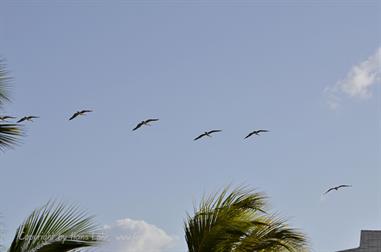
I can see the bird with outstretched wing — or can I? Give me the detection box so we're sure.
[17,116,39,123]
[194,130,222,141]
[69,110,93,121]
[132,118,159,131]
[324,184,352,195]
[244,129,269,139]
[0,116,16,121]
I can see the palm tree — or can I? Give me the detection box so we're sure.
[4,201,101,252]
[185,186,308,252]
[0,59,22,150]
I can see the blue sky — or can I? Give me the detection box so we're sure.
[0,1,380,251]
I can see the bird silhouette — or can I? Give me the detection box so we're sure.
[0,116,16,121]
[132,119,159,131]
[244,129,269,139]
[324,184,352,195]
[194,130,222,141]
[69,110,93,120]
[17,116,39,123]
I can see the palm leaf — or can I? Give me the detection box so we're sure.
[0,59,11,106]
[185,186,267,252]
[8,201,102,252]
[0,58,22,151]
[1,215,5,251]
[0,124,22,151]
[185,186,308,252]
[236,216,307,252]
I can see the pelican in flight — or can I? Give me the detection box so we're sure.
[194,130,222,141]
[17,116,39,123]
[132,118,159,131]
[69,110,93,120]
[0,116,16,121]
[244,129,269,139]
[324,184,352,195]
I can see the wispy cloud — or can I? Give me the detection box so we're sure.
[325,47,381,109]
[93,218,176,252]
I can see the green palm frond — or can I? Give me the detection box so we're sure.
[0,59,11,106]
[8,201,102,252]
[0,124,22,151]
[185,186,308,252]
[0,58,22,151]
[236,216,307,252]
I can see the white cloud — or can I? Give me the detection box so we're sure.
[92,218,175,252]
[325,47,381,109]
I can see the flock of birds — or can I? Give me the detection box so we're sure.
[0,110,352,196]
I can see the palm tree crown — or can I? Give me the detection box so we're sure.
[7,201,101,252]
[185,186,308,252]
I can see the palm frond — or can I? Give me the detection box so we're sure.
[236,215,307,252]
[1,214,5,251]
[0,58,22,151]
[185,186,267,252]
[0,124,22,151]
[8,201,102,252]
[0,59,11,106]
[185,186,308,252]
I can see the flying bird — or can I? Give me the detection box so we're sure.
[17,116,39,123]
[132,118,159,131]
[194,130,222,141]
[0,116,16,121]
[324,184,352,195]
[69,110,93,120]
[244,129,269,139]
